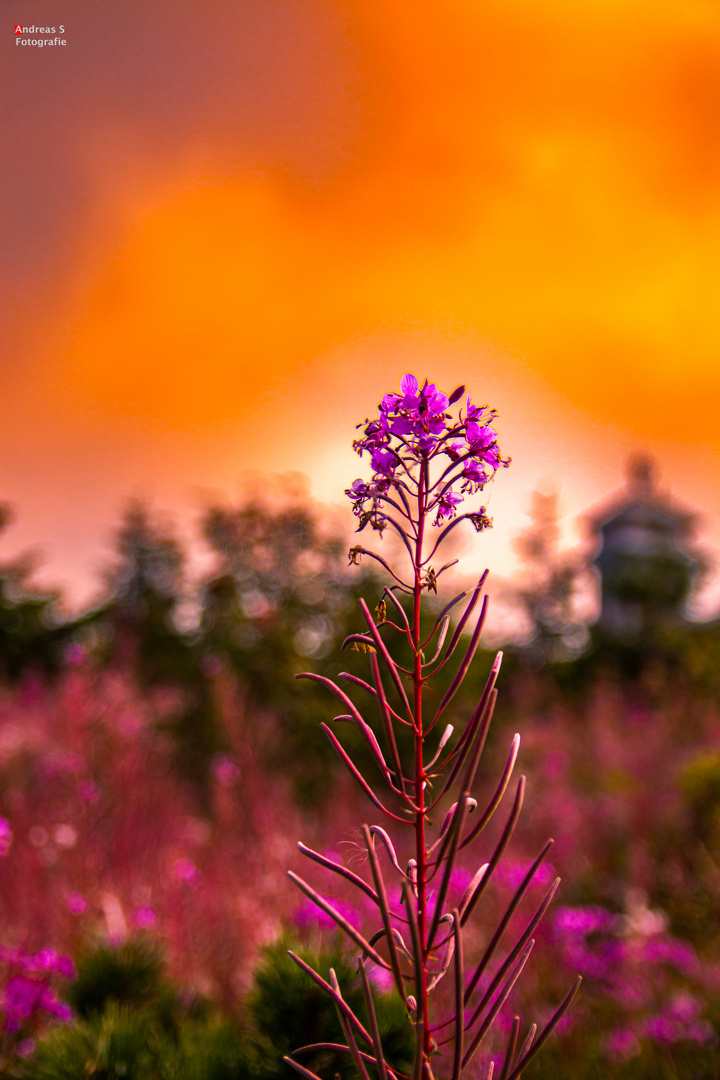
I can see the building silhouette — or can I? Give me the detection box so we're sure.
[588,454,703,641]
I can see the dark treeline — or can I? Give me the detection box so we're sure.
[2,482,720,812]
[0,485,396,806]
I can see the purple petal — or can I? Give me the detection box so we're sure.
[400,373,419,396]
[428,416,448,436]
[381,393,400,412]
[390,417,415,436]
[423,385,449,413]
[466,423,495,448]
[371,449,397,477]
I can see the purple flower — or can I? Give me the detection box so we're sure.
[348,372,507,535]
[396,374,448,418]
[465,422,494,448]
[480,445,504,469]
[464,393,487,423]
[433,492,463,525]
[420,382,450,416]
[415,431,441,452]
[348,478,371,500]
[26,949,75,980]
[460,459,488,493]
[4,975,41,1027]
[30,949,61,974]
[391,376,450,440]
[381,392,401,412]
[0,944,74,1045]
[370,448,398,478]
[387,414,415,437]
[0,817,12,857]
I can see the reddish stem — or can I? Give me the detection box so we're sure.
[413,461,431,1068]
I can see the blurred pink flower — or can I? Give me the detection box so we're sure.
[367,964,394,993]
[132,905,157,929]
[497,858,554,891]
[64,643,86,666]
[65,892,88,915]
[0,817,13,856]
[606,1027,640,1062]
[213,756,240,787]
[291,896,361,932]
[174,858,199,883]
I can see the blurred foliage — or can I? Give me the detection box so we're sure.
[66,938,182,1027]
[658,750,720,947]
[510,490,589,668]
[197,487,412,806]
[246,937,413,1080]
[25,938,253,1080]
[59,491,400,808]
[25,936,412,1080]
[606,552,694,611]
[4,478,720,813]
[561,624,720,701]
[90,501,223,808]
[0,503,75,682]
[27,1005,170,1080]
[525,1033,720,1080]
[25,1004,257,1080]
[5,479,720,811]
[681,752,720,854]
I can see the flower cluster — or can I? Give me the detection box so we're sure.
[552,904,716,1062]
[346,373,509,532]
[0,945,74,1065]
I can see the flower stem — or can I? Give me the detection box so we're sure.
[413,461,431,1067]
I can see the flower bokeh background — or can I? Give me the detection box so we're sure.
[3,0,720,619]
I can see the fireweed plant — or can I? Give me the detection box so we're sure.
[285,375,581,1080]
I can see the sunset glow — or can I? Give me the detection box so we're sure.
[3,0,720,615]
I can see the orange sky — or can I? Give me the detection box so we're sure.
[2,0,720,622]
